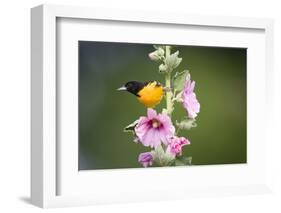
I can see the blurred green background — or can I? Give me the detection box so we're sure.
[78,41,247,170]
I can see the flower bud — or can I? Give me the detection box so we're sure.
[138,152,153,167]
[148,47,164,62]
[159,64,167,73]
[148,51,160,61]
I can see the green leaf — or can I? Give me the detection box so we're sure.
[165,51,182,71]
[176,118,197,130]
[153,45,165,50]
[124,119,139,133]
[173,70,190,92]
[173,91,183,102]
[151,145,175,166]
[156,48,165,57]
[175,159,185,166]
[175,156,192,166]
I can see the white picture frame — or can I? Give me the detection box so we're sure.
[31,4,274,208]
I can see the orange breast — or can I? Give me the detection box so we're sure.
[137,82,164,108]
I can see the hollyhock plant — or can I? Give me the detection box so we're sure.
[182,79,200,119]
[122,45,200,167]
[138,152,153,167]
[135,108,175,148]
[166,136,190,156]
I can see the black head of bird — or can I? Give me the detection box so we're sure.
[117,81,145,97]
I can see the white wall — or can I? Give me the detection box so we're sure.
[0,0,280,212]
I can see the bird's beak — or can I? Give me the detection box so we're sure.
[117,86,127,91]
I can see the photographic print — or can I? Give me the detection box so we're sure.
[78,42,246,170]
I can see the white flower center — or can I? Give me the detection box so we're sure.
[152,119,161,128]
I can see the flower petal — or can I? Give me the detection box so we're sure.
[147,108,157,119]
[134,109,176,147]
[182,79,200,118]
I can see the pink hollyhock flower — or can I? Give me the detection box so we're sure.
[166,136,190,156]
[182,79,200,119]
[135,108,175,148]
[138,152,153,167]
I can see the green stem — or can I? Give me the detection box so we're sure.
[165,46,173,116]
[175,127,181,136]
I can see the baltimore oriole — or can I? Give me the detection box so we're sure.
[117,81,164,108]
